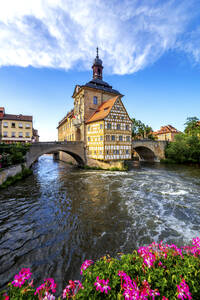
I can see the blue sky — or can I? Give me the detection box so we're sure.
[0,0,200,141]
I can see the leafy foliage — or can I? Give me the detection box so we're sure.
[131,118,154,140]
[0,143,30,168]
[184,117,200,136]
[165,133,200,164]
[1,238,200,299]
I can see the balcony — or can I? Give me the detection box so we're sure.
[72,118,82,128]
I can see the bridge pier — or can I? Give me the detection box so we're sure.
[53,152,59,160]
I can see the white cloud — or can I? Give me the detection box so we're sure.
[0,0,199,74]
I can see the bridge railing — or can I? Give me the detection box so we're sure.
[30,141,84,145]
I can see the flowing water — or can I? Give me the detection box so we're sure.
[0,155,200,292]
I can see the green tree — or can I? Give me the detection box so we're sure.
[131,118,154,140]
[165,133,200,164]
[184,116,200,136]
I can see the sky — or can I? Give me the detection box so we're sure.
[0,0,200,141]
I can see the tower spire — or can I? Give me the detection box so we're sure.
[92,47,103,80]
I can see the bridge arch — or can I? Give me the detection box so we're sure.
[133,146,157,162]
[25,142,86,168]
[132,140,167,162]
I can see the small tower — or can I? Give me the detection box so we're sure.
[92,47,103,80]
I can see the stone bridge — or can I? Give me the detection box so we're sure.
[25,141,86,167]
[132,140,168,162]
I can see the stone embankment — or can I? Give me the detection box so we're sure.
[0,164,22,186]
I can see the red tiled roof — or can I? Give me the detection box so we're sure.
[153,125,179,135]
[0,113,32,122]
[86,96,119,124]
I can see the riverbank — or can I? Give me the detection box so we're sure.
[0,165,32,189]
[161,158,200,167]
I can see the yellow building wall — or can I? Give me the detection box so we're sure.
[86,120,104,160]
[156,132,178,141]
[1,119,32,142]
[58,118,76,141]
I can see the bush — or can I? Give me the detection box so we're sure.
[165,133,200,164]
[1,238,200,299]
[0,143,30,167]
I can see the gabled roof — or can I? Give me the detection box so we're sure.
[0,113,32,122]
[86,96,119,124]
[153,125,179,135]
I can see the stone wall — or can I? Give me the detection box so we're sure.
[59,150,126,170]
[59,151,78,165]
[0,164,22,185]
[86,157,125,170]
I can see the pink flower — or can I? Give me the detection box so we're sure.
[192,237,200,248]
[62,280,83,298]
[149,289,160,299]
[101,279,111,294]
[35,278,56,298]
[11,268,32,288]
[3,294,9,300]
[43,291,55,300]
[177,278,192,300]
[80,259,93,274]
[94,276,111,294]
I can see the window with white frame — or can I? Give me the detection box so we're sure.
[12,132,15,137]
[3,122,8,127]
[3,131,8,137]
[19,132,23,137]
[19,123,23,128]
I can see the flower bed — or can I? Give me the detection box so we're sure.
[1,238,200,299]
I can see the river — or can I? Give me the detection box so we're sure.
[0,155,200,293]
